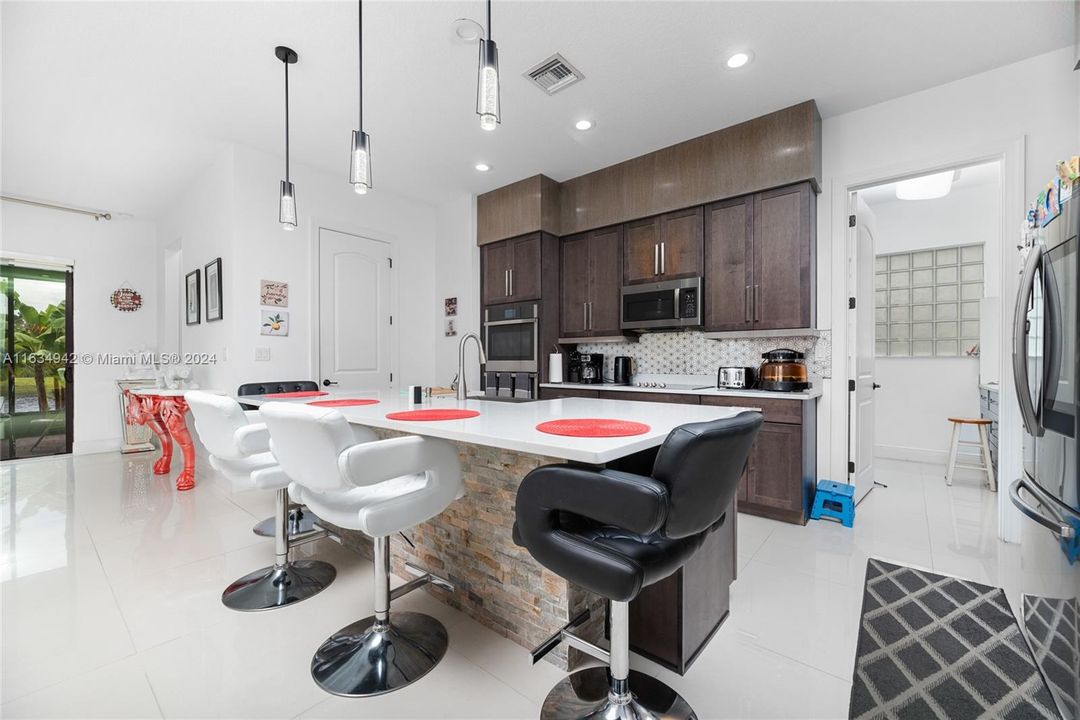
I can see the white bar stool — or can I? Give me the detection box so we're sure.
[259,401,464,697]
[944,416,997,491]
[186,391,363,611]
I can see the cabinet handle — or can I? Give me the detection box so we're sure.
[745,286,752,322]
[654,244,659,276]
[588,302,593,330]
[504,270,509,296]
[753,285,760,322]
[583,303,588,330]
[660,242,665,274]
[509,269,513,296]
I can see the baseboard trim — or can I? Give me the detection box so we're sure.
[873,444,979,465]
[73,438,122,455]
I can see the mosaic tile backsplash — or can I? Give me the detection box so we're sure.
[575,330,832,380]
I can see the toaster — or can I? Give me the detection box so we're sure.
[717,366,755,389]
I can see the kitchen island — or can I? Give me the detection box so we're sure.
[237,391,753,671]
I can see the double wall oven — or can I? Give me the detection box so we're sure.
[1011,190,1080,719]
[483,302,538,399]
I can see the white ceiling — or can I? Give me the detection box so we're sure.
[2,1,1072,218]
[859,161,1002,207]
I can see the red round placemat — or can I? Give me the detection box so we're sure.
[536,418,651,437]
[385,409,481,421]
[307,398,380,407]
[263,390,329,399]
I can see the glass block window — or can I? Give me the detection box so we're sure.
[874,243,982,357]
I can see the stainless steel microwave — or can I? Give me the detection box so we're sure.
[620,277,702,330]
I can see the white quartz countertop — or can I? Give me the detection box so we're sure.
[539,382,822,401]
[235,390,756,464]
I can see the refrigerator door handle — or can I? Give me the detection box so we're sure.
[1011,244,1044,437]
[1009,477,1077,539]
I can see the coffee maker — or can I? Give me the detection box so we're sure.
[578,353,604,384]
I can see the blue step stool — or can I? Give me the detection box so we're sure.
[809,480,855,528]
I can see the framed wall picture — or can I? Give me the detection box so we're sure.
[204,258,222,321]
[261,310,289,336]
[260,279,288,307]
[185,269,201,325]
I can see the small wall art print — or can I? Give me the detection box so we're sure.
[444,297,457,317]
[110,287,142,312]
[261,310,289,336]
[445,319,457,337]
[185,269,201,325]
[204,258,222,321]
[260,279,288,307]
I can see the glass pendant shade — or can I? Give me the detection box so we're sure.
[476,39,500,131]
[279,180,297,230]
[350,130,372,194]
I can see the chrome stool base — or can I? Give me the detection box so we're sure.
[252,505,320,538]
[541,668,696,720]
[221,560,335,612]
[311,611,448,697]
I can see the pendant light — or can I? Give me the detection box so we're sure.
[276,46,299,230]
[349,0,372,194]
[476,0,500,131]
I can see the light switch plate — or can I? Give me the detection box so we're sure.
[255,347,271,361]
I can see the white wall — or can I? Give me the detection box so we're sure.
[158,144,442,395]
[433,194,480,389]
[820,46,1078,541]
[1,204,159,453]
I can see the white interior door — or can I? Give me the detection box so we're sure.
[849,194,877,502]
[318,228,393,390]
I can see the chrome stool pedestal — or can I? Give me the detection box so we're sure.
[252,503,321,538]
[310,536,451,697]
[222,488,335,611]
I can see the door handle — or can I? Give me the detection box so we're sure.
[1009,477,1077,539]
[745,286,752,322]
[322,379,339,387]
[872,383,882,390]
[753,285,760,322]
[660,242,665,275]
[654,244,659,276]
[1011,244,1044,437]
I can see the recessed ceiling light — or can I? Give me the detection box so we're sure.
[575,119,593,131]
[475,163,491,172]
[895,170,957,200]
[725,50,753,69]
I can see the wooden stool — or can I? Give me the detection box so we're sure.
[945,417,996,491]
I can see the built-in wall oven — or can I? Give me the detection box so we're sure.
[483,302,538,373]
[1011,190,1080,719]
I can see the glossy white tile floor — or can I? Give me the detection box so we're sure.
[1,452,1013,719]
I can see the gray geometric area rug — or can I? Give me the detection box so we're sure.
[849,559,1059,719]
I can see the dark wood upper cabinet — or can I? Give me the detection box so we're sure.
[481,233,542,305]
[753,183,814,331]
[477,175,560,246]
[560,226,622,338]
[704,181,815,332]
[704,195,754,332]
[623,207,703,285]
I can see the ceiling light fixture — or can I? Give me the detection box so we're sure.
[475,163,491,172]
[895,170,957,200]
[575,119,593,131]
[276,46,298,231]
[349,0,372,195]
[476,0,500,131]
[725,51,752,69]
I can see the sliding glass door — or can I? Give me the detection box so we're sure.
[1,264,73,459]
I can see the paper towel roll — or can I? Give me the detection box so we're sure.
[549,353,563,383]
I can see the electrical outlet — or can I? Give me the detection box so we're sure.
[255,347,271,362]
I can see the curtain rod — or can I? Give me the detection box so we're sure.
[1,195,112,221]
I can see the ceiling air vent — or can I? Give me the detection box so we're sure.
[524,53,584,95]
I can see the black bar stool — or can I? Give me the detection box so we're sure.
[513,413,762,720]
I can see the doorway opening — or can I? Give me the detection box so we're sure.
[1,261,74,459]
[848,160,1003,503]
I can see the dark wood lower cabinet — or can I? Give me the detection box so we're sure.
[621,499,736,674]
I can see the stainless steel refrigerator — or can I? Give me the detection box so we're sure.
[1012,189,1080,719]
